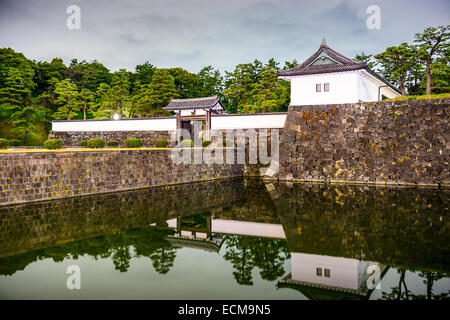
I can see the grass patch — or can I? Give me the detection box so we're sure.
[385,93,450,101]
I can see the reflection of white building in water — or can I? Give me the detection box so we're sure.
[165,215,387,298]
[279,253,386,298]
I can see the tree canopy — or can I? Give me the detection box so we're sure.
[0,24,449,145]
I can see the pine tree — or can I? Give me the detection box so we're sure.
[0,67,40,145]
[9,103,45,145]
[375,43,416,95]
[146,69,179,113]
[414,25,450,95]
[53,79,80,120]
[79,88,95,120]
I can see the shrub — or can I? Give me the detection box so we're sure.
[87,138,105,148]
[8,139,21,146]
[0,138,8,149]
[43,139,63,150]
[80,140,88,147]
[202,140,212,147]
[180,139,193,147]
[155,139,169,148]
[125,138,142,148]
[107,140,119,147]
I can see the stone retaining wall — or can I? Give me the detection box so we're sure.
[277,98,450,186]
[0,149,243,206]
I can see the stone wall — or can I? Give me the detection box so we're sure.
[48,130,175,147]
[277,98,450,186]
[0,149,243,206]
[0,178,245,258]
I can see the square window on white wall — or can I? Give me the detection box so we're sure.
[324,83,330,92]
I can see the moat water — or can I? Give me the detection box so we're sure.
[0,178,448,300]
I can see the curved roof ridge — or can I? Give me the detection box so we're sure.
[277,42,366,76]
[164,95,223,111]
[170,95,218,102]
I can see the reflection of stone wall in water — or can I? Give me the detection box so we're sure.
[278,98,450,186]
[2,178,448,275]
[0,179,245,258]
[268,182,449,273]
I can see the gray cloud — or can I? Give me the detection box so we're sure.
[0,0,448,73]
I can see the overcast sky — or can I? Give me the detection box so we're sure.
[0,0,449,73]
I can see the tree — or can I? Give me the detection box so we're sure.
[93,83,113,119]
[131,83,153,117]
[79,61,111,91]
[9,103,46,145]
[414,25,450,95]
[243,68,285,113]
[0,48,35,90]
[146,69,179,112]
[354,51,377,70]
[375,43,416,95]
[135,61,155,85]
[0,65,42,145]
[32,58,67,97]
[109,69,131,117]
[168,67,198,99]
[223,63,255,113]
[283,59,298,70]
[196,66,223,98]
[53,79,80,120]
[79,88,95,120]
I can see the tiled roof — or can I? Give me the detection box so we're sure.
[277,41,366,77]
[164,96,223,111]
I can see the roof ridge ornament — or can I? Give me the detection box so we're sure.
[321,37,326,46]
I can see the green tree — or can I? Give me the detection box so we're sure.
[0,65,43,145]
[168,67,198,99]
[354,51,377,70]
[135,61,155,85]
[223,63,255,113]
[414,25,450,95]
[32,58,67,97]
[196,66,223,97]
[9,103,46,145]
[79,88,95,120]
[93,83,113,119]
[53,79,80,120]
[244,67,286,113]
[109,69,131,117]
[146,69,179,112]
[375,43,416,95]
[283,59,298,70]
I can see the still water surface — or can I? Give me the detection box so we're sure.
[0,178,448,300]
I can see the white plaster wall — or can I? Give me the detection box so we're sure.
[290,253,361,290]
[211,114,286,129]
[288,70,400,105]
[289,72,359,105]
[52,114,287,132]
[211,219,286,239]
[180,109,206,116]
[167,219,178,229]
[356,71,401,101]
[52,118,176,132]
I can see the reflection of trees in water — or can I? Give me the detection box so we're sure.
[0,226,178,276]
[150,247,177,275]
[382,269,449,300]
[223,235,290,286]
